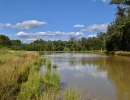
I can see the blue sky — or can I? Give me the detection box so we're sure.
[0,0,116,42]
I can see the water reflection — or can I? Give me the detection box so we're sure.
[43,53,130,100]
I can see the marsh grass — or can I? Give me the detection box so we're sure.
[17,66,42,100]
[17,57,45,100]
[115,51,130,56]
[0,49,84,100]
[43,71,61,88]
[53,64,57,68]
[0,49,39,100]
[63,87,82,100]
[35,92,58,100]
[46,59,51,68]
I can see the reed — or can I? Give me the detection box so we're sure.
[53,64,57,68]
[115,51,130,56]
[63,87,82,100]
[43,71,61,88]
[46,59,51,68]
[0,49,39,100]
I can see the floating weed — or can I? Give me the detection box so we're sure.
[53,64,57,68]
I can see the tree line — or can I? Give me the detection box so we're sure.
[0,0,130,51]
[0,32,106,51]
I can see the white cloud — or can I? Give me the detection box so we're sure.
[36,31,65,37]
[81,24,108,32]
[74,24,84,28]
[93,0,107,2]
[93,0,110,3]
[88,34,97,37]
[5,23,12,27]
[0,23,12,29]
[12,20,47,29]
[102,0,107,2]
[66,32,84,37]
[0,23,4,30]
[27,38,37,41]
[16,31,30,38]
[15,31,84,40]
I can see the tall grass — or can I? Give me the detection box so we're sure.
[43,71,61,88]
[63,87,82,100]
[46,59,51,68]
[0,49,39,100]
[115,51,130,56]
[0,49,85,100]
[17,67,41,100]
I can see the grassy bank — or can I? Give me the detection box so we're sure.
[115,51,130,57]
[0,49,41,100]
[39,50,105,55]
[106,51,130,57]
[0,49,82,100]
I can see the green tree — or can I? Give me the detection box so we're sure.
[0,34,11,48]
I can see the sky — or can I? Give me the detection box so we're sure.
[0,0,116,42]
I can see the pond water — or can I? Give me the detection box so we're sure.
[40,53,130,100]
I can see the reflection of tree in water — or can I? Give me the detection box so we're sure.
[85,56,130,100]
[69,58,80,67]
[81,58,87,66]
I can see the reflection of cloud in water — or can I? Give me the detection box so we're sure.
[74,73,85,78]
[44,53,108,78]
[45,53,107,59]
[85,69,107,78]
[57,65,107,78]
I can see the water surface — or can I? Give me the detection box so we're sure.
[41,53,130,100]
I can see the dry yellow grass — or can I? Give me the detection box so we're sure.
[0,49,39,100]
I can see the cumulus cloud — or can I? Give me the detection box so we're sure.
[81,24,108,32]
[74,24,84,28]
[66,32,84,37]
[102,0,107,2]
[93,0,107,2]
[0,20,47,30]
[5,23,12,27]
[15,31,84,40]
[12,20,47,29]
[88,34,97,37]
[16,31,30,38]
[0,23,4,29]
[0,23,12,29]
[36,31,65,37]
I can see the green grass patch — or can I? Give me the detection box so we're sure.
[46,59,51,68]
[53,64,57,68]
[63,87,82,100]
[43,71,61,88]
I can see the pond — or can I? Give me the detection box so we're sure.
[40,53,130,100]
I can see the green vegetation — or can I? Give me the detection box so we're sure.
[46,59,51,68]
[43,71,60,91]
[0,49,40,100]
[106,1,130,51]
[63,87,82,100]
[0,49,81,100]
[53,64,58,68]
[115,51,130,56]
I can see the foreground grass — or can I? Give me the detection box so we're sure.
[0,49,40,100]
[63,87,82,100]
[17,58,44,100]
[0,49,83,100]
